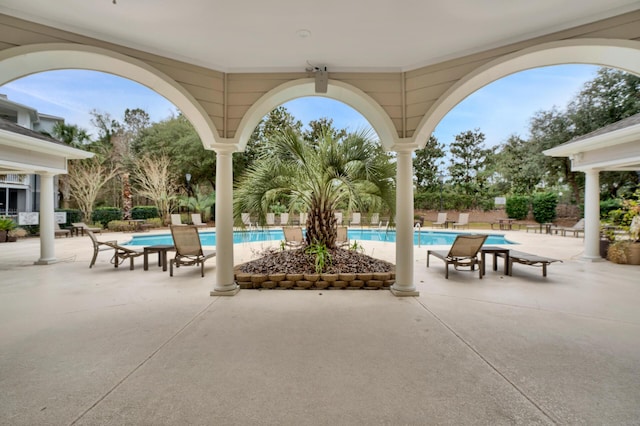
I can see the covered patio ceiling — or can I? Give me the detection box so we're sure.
[0,0,638,73]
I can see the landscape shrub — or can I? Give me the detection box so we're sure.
[600,198,622,219]
[131,206,159,220]
[505,196,530,220]
[92,207,123,227]
[532,192,558,224]
[107,220,137,232]
[144,218,163,228]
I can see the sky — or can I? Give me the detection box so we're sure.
[0,64,601,148]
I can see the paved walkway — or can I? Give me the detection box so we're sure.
[1,229,639,425]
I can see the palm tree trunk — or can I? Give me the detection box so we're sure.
[306,199,337,248]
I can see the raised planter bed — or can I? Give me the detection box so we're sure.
[234,265,395,290]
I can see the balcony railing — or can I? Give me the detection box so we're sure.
[0,174,29,185]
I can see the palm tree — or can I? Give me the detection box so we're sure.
[234,126,395,248]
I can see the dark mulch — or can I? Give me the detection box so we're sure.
[238,247,394,275]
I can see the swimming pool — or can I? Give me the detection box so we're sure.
[124,229,514,246]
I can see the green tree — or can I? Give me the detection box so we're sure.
[302,117,347,142]
[529,108,581,203]
[414,135,445,190]
[234,127,395,248]
[234,106,302,178]
[447,129,493,199]
[132,114,216,190]
[52,122,91,148]
[52,122,93,208]
[494,134,544,195]
[531,68,640,203]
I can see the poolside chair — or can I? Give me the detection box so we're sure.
[241,212,255,228]
[283,226,304,249]
[191,213,207,228]
[369,213,380,227]
[170,214,183,226]
[432,212,448,228]
[350,212,362,227]
[266,212,275,227]
[54,222,71,238]
[169,225,216,277]
[72,222,102,235]
[87,230,143,270]
[452,213,470,229]
[427,234,488,279]
[336,226,349,248]
[335,211,343,226]
[551,218,585,237]
[500,250,562,277]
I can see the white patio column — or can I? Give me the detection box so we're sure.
[391,146,419,296]
[583,169,602,261]
[211,145,240,296]
[35,173,57,265]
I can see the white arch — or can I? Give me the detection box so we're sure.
[0,43,220,147]
[413,39,640,148]
[234,78,399,150]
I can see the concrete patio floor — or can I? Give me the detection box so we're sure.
[1,229,639,425]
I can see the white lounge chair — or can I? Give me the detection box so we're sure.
[350,212,362,227]
[241,212,255,228]
[432,212,448,228]
[369,213,380,227]
[335,211,343,226]
[266,212,275,226]
[170,214,183,226]
[191,213,207,228]
[452,213,470,229]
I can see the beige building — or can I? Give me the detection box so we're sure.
[0,2,639,293]
[0,94,65,216]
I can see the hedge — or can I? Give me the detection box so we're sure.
[532,192,558,224]
[92,207,123,227]
[505,196,529,220]
[131,206,159,220]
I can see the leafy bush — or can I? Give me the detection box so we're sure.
[478,198,495,212]
[144,218,163,228]
[55,209,82,226]
[0,217,17,231]
[92,207,123,227]
[532,192,558,224]
[600,199,622,219]
[305,241,332,273]
[131,206,159,220]
[106,220,137,232]
[506,196,530,220]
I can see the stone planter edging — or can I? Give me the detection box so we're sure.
[235,265,395,290]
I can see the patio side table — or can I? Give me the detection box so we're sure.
[481,246,510,276]
[143,245,175,271]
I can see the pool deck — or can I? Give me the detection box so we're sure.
[1,227,639,425]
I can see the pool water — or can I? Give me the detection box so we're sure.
[125,229,514,246]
